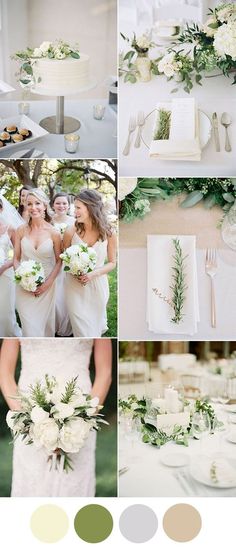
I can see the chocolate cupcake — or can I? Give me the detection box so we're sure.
[4,125,18,135]
[0,131,11,143]
[11,133,24,143]
[18,128,32,139]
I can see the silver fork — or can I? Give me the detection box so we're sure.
[123,116,136,156]
[134,111,145,148]
[205,248,217,328]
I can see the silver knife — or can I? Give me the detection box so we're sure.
[19,147,36,159]
[212,112,220,152]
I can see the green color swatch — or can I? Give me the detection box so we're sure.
[74,504,113,543]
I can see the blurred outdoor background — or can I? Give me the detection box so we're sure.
[0,338,117,497]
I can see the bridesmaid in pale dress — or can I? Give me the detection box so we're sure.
[52,192,74,336]
[18,185,32,222]
[0,198,22,337]
[14,189,62,337]
[63,189,117,337]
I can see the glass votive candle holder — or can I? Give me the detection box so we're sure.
[64,134,80,154]
[18,102,30,115]
[93,104,105,120]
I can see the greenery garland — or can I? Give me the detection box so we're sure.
[119,178,236,223]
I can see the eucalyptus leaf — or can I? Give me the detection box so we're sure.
[222,192,235,203]
[180,190,204,207]
[70,52,80,59]
[203,194,216,208]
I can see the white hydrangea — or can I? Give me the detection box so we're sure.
[32,47,43,58]
[214,21,236,60]
[60,244,97,276]
[118,178,137,201]
[134,199,150,214]
[217,4,236,23]
[136,34,151,49]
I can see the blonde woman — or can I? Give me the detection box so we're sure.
[63,189,117,337]
[14,189,61,337]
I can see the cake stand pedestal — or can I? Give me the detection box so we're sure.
[31,79,97,135]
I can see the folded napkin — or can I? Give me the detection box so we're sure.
[202,458,236,486]
[149,98,201,161]
[147,235,200,335]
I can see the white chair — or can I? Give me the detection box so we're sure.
[158,353,197,373]
[119,361,149,383]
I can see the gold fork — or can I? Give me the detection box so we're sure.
[205,248,217,328]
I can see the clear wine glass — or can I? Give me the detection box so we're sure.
[192,411,211,451]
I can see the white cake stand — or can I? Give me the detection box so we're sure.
[31,78,97,134]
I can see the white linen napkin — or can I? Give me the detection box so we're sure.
[149,98,201,161]
[147,235,200,335]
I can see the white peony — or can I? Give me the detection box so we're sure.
[118,178,137,201]
[51,402,75,420]
[214,21,236,60]
[70,391,87,407]
[136,34,150,49]
[30,418,59,452]
[31,406,49,424]
[39,41,52,54]
[158,52,180,77]
[59,417,92,453]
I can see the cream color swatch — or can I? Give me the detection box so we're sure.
[30,505,69,543]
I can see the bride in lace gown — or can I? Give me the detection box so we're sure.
[0,338,112,497]
[14,189,61,337]
[63,189,117,337]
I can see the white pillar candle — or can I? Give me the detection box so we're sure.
[164,388,179,413]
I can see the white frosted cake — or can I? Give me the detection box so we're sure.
[32,54,90,95]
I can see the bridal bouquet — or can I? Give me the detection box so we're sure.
[14,260,45,292]
[6,375,107,472]
[60,243,97,277]
[158,3,236,92]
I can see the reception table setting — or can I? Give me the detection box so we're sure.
[119,372,236,497]
[119,2,236,177]
[119,179,236,341]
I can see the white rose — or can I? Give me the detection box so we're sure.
[31,406,49,423]
[59,418,91,453]
[32,47,43,58]
[52,402,75,420]
[136,34,150,49]
[54,50,66,59]
[118,178,137,201]
[30,418,59,452]
[39,41,52,54]
[80,251,90,263]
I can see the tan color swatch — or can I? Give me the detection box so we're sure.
[163,503,202,542]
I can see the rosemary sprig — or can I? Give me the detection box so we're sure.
[154,109,171,140]
[170,238,188,324]
[61,376,78,404]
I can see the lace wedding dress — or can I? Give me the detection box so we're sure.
[0,229,21,337]
[11,338,96,497]
[64,234,109,337]
[15,237,56,337]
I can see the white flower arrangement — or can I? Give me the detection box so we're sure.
[6,375,108,472]
[13,40,80,86]
[14,260,45,292]
[60,243,97,277]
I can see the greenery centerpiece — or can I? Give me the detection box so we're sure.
[157,3,236,92]
[119,177,236,223]
[13,40,80,87]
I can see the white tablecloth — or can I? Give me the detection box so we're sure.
[0,100,117,158]
[119,248,236,340]
[119,70,236,177]
[119,407,236,497]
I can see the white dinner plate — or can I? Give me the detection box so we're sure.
[0,115,49,153]
[226,433,236,444]
[141,108,212,150]
[189,454,236,489]
[161,452,189,468]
